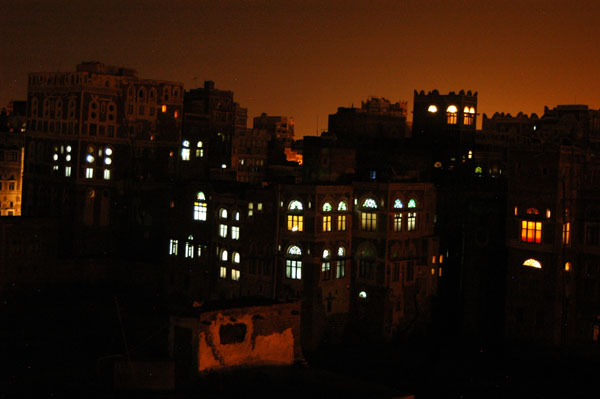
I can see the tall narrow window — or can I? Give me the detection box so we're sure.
[219,224,228,238]
[361,212,377,231]
[337,215,347,231]
[322,215,332,232]
[231,226,240,240]
[193,191,207,221]
[446,105,458,124]
[286,245,302,280]
[287,200,304,231]
[394,213,402,232]
[322,249,331,280]
[181,140,190,161]
[169,239,178,255]
[196,141,204,157]
[562,222,571,245]
[185,241,194,258]
[336,246,346,278]
[407,212,416,231]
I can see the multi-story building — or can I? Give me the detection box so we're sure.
[23,61,183,256]
[0,104,26,216]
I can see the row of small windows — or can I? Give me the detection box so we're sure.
[181,140,204,161]
[193,191,262,222]
[427,104,476,125]
[289,197,418,213]
[522,258,573,272]
[127,86,180,102]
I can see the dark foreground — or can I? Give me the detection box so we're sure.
[1,287,598,398]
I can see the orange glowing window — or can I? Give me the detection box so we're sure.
[523,258,542,269]
[562,222,571,245]
[446,105,458,124]
[521,220,542,243]
[564,262,571,272]
[526,208,539,215]
[174,110,179,118]
[161,104,167,113]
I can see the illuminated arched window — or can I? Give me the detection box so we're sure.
[221,249,228,262]
[475,166,482,174]
[523,258,542,269]
[233,252,240,264]
[394,199,403,209]
[337,201,348,231]
[286,245,302,279]
[322,249,331,280]
[408,199,417,208]
[428,104,438,113]
[194,191,207,221]
[526,208,539,215]
[322,202,333,212]
[361,198,377,231]
[338,201,347,211]
[181,140,191,161]
[336,246,346,278]
[219,208,228,219]
[196,141,204,158]
[446,105,458,124]
[288,200,303,211]
[564,262,572,271]
[362,198,378,209]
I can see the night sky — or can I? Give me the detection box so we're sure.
[2,0,599,136]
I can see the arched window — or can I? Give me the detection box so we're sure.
[233,252,240,264]
[322,249,331,280]
[181,140,190,161]
[338,201,347,211]
[322,202,332,232]
[394,199,404,209]
[526,208,539,215]
[286,246,302,279]
[428,104,438,113]
[194,191,207,221]
[362,198,378,209]
[221,249,228,262]
[322,202,333,212]
[336,246,346,278]
[408,199,417,208]
[463,106,474,125]
[287,200,303,232]
[219,208,228,219]
[361,197,378,231]
[523,258,542,269]
[446,105,458,124]
[196,141,204,158]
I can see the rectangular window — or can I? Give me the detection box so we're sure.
[337,215,346,231]
[521,220,542,243]
[394,213,402,232]
[219,224,228,238]
[181,148,190,161]
[248,202,254,217]
[257,203,263,211]
[169,239,178,255]
[231,269,240,281]
[85,168,93,179]
[322,262,331,280]
[103,169,111,180]
[322,215,332,232]
[220,266,227,279]
[193,202,207,221]
[407,212,416,231]
[336,260,345,278]
[287,215,303,231]
[562,222,571,245]
[361,212,377,231]
[447,112,457,124]
[185,242,194,258]
[231,226,240,240]
[285,260,301,279]
[464,114,474,126]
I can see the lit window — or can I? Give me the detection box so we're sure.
[233,252,240,264]
[336,247,345,278]
[546,209,551,218]
[232,226,240,240]
[521,221,542,243]
[257,203,263,211]
[338,201,347,211]
[221,249,228,261]
[394,199,403,209]
[65,166,72,177]
[362,198,377,208]
[407,212,416,231]
[248,202,254,216]
[394,213,402,232]
[361,212,377,231]
[562,222,571,245]
[475,166,482,174]
[194,201,207,221]
[322,202,332,212]
[526,208,539,215]
[288,215,304,231]
[463,106,475,125]
[359,291,367,299]
[220,208,228,219]
[86,154,95,163]
[85,168,93,179]
[564,262,571,272]
[408,199,417,208]
[196,141,204,158]
[446,105,458,124]
[219,224,228,238]
[181,140,190,161]
[231,269,240,281]
[103,169,110,180]
[428,104,438,113]
[322,249,331,280]
[468,150,473,159]
[286,246,302,279]
[337,215,346,231]
[523,258,542,269]
[289,200,303,211]
[162,104,167,113]
[220,266,227,278]
[185,242,194,258]
[322,215,332,232]
[514,206,518,216]
[169,239,178,255]
[234,211,240,221]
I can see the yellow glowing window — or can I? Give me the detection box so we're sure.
[564,262,571,271]
[287,215,303,231]
[428,105,438,113]
[523,258,542,269]
[161,104,167,113]
[446,105,458,124]
[521,220,542,243]
[393,213,402,232]
[322,215,332,232]
[562,222,571,245]
[337,215,347,231]
[514,206,518,215]
[546,209,551,218]
[463,106,474,125]
[361,212,377,231]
